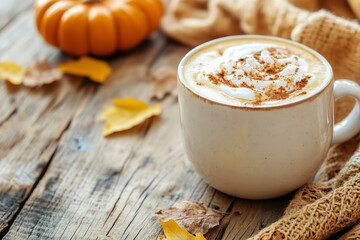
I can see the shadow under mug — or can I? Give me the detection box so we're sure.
[177,35,360,200]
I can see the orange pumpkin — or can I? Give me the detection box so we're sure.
[35,0,163,56]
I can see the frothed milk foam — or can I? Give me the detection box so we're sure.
[183,38,329,106]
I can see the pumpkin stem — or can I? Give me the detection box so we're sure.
[83,0,102,3]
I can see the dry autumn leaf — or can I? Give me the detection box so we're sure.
[58,56,111,83]
[0,62,25,85]
[149,66,177,100]
[158,219,207,240]
[155,201,225,235]
[100,97,162,136]
[23,60,63,87]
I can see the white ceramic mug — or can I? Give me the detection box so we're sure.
[178,35,360,199]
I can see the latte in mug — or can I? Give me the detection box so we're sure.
[183,38,328,106]
[178,35,360,199]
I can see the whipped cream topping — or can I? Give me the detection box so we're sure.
[199,44,314,104]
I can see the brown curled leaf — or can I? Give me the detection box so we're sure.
[23,60,63,87]
[155,201,226,235]
[149,66,177,100]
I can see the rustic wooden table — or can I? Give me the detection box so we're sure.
[0,1,291,239]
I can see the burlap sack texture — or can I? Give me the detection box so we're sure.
[161,0,360,239]
[162,0,360,82]
[249,135,360,240]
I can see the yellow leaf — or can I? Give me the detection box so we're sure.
[0,62,24,85]
[158,219,207,240]
[100,98,162,136]
[58,56,111,83]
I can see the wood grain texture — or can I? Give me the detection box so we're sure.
[0,1,291,239]
[0,0,34,31]
[0,3,94,236]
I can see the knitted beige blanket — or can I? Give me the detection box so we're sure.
[161,0,360,239]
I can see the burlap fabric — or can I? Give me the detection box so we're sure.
[162,0,360,82]
[161,0,360,239]
[250,135,360,239]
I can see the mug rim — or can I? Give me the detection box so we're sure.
[178,35,333,110]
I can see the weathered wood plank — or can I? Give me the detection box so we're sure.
[2,33,290,240]
[0,2,290,238]
[211,197,290,239]
[0,0,34,31]
[0,8,96,236]
[2,34,169,240]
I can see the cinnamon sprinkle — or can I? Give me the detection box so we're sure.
[217,49,224,56]
[202,47,312,105]
[206,71,238,88]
